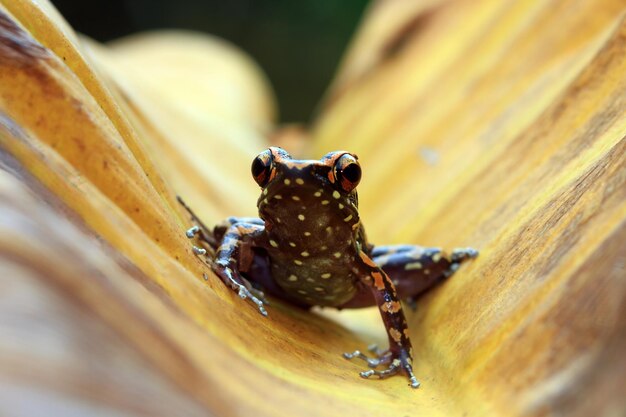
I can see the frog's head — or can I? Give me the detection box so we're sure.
[251,147,362,240]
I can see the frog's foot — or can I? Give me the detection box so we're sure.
[242,280,270,308]
[343,345,420,388]
[445,247,479,277]
[231,280,268,317]
[211,262,269,316]
[359,358,420,389]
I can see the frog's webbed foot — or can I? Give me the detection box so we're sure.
[344,345,420,388]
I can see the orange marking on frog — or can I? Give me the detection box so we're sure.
[390,328,402,343]
[381,301,401,313]
[358,251,379,268]
[371,271,385,290]
[236,225,257,235]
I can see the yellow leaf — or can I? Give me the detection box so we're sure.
[0,1,624,416]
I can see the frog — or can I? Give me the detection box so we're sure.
[181,147,477,388]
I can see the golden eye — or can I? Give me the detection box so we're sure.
[333,154,361,192]
[251,149,273,187]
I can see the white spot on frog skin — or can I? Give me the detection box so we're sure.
[321,200,330,205]
[269,239,279,248]
[332,191,341,199]
[274,195,283,200]
[284,179,291,185]
[306,277,315,283]
[314,191,322,197]
[298,214,305,221]
[263,188,268,196]
[321,273,331,279]
[432,253,442,262]
[424,269,430,274]
[320,245,327,251]
[294,260,303,265]
[333,252,342,258]
[292,196,301,201]
[325,226,333,233]
[301,251,310,257]
[343,214,353,222]
[296,178,305,185]
[297,289,307,295]
[288,275,298,282]
[314,287,324,292]
[304,231,311,237]
[289,242,296,247]
[405,262,423,270]
[338,203,344,209]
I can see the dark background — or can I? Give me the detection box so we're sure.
[51,0,369,123]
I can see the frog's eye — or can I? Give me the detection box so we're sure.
[333,154,361,192]
[251,149,274,187]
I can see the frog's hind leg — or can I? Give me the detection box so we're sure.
[373,245,478,301]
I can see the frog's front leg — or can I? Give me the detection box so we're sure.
[344,250,420,388]
[372,245,478,301]
[208,221,269,316]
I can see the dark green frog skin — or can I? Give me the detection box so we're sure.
[183,147,477,388]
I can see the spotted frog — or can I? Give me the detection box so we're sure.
[182,147,477,388]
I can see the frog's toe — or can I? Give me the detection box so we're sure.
[343,350,387,368]
[235,284,268,316]
[192,246,207,256]
[359,359,420,388]
[343,345,393,368]
[450,247,479,262]
[186,225,201,238]
[358,359,421,388]
[247,286,269,306]
[444,247,479,277]
[344,347,420,388]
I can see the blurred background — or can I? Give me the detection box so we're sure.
[51,0,369,124]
